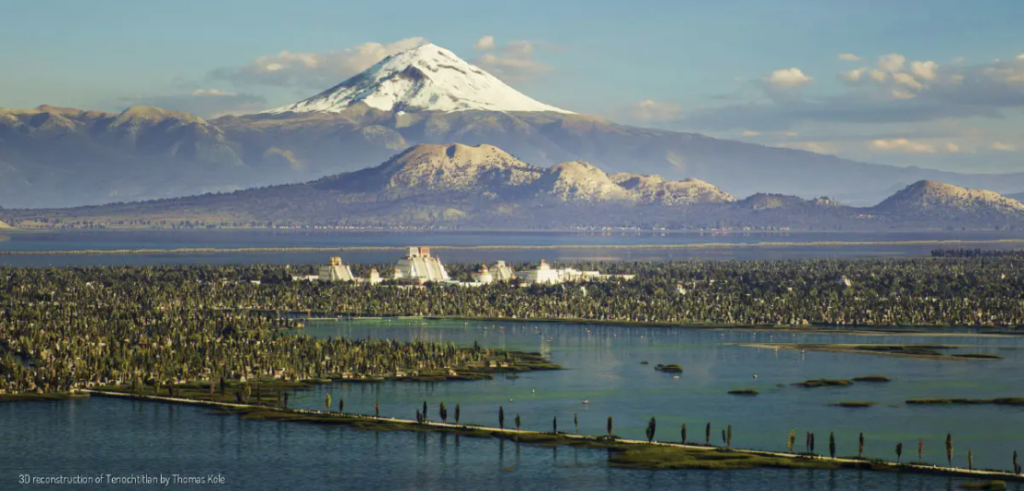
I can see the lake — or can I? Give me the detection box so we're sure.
[4,319,1022,490]
[3,229,1024,267]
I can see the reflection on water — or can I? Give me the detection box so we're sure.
[292,320,1024,472]
[2,397,1017,491]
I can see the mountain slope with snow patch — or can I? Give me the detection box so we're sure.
[264,44,572,115]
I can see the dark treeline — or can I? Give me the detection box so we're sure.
[931,248,1024,258]
[236,257,1021,327]
[0,264,519,395]
[3,255,1024,394]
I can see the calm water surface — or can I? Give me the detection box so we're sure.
[2,230,1024,267]
[3,320,1023,490]
[4,397,1010,491]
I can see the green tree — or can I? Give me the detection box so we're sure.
[681,423,687,444]
[968,449,973,471]
[324,393,331,411]
[574,412,578,434]
[896,442,903,463]
[553,416,558,434]
[607,416,614,437]
[788,430,795,453]
[918,438,924,463]
[339,397,344,414]
[705,423,711,445]
[646,417,656,443]
[829,432,835,459]
[858,432,864,459]
[423,401,428,420]
[499,406,505,430]
[375,400,379,418]
[515,414,521,430]
[727,425,732,448]
[455,404,461,424]
[440,402,447,423]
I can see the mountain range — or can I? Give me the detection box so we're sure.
[3,43,1024,210]
[3,143,1022,231]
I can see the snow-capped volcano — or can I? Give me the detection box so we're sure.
[263,43,572,115]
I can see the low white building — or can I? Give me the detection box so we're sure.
[319,257,356,282]
[517,260,634,285]
[471,261,516,284]
[395,247,450,282]
[367,268,383,285]
[517,259,564,284]
[471,264,494,284]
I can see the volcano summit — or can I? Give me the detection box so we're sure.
[263,43,572,115]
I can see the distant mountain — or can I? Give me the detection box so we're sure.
[316,143,733,206]
[4,144,1023,232]
[874,180,1024,222]
[0,105,252,207]
[263,44,571,115]
[321,143,541,196]
[6,43,1024,208]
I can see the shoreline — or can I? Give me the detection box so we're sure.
[77,389,1024,482]
[3,238,1024,256]
[289,313,1024,336]
[732,342,1013,361]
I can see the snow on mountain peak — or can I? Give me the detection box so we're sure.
[263,43,573,115]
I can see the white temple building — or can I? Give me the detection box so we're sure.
[516,260,565,284]
[471,264,494,284]
[395,247,450,282]
[517,259,635,285]
[470,261,517,284]
[367,268,383,285]
[318,257,356,282]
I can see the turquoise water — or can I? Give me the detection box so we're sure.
[292,320,1024,472]
[3,319,1023,490]
[2,397,1010,490]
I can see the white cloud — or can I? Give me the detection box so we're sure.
[870,138,960,154]
[763,67,813,88]
[891,88,917,100]
[892,72,924,90]
[191,89,230,96]
[472,40,556,82]
[869,69,887,82]
[784,131,799,137]
[910,61,939,81]
[838,53,861,62]
[992,141,1017,152]
[741,130,761,136]
[210,37,427,88]
[878,53,906,72]
[626,99,683,122]
[474,35,495,51]
[841,68,865,82]
[1018,54,1024,61]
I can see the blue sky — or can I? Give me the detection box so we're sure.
[2,0,1023,173]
